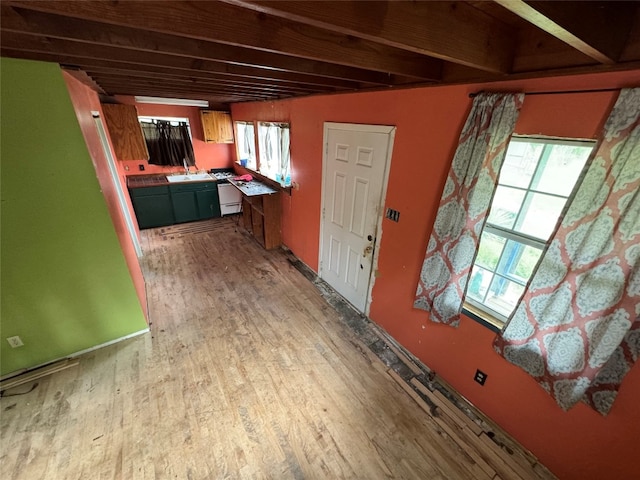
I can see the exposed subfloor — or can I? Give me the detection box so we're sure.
[1,216,545,479]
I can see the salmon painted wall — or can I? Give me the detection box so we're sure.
[62,72,148,320]
[231,70,640,480]
[113,95,234,174]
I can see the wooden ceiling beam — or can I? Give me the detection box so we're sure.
[9,0,443,80]
[494,0,637,64]
[90,73,315,96]
[97,81,271,99]
[98,83,268,101]
[222,0,515,74]
[102,89,251,106]
[1,5,382,86]
[83,66,336,94]
[0,32,362,90]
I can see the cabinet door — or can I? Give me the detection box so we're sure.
[200,110,234,144]
[171,191,199,224]
[251,207,265,247]
[196,189,221,219]
[101,103,149,160]
[131,195,174,229]
[217,112,234,143]
[242,198,252,230]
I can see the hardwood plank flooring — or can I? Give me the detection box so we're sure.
[1,217,483,479]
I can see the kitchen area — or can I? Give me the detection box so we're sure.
[101,98,284,250]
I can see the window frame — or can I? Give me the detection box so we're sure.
[234,120,257,170]
[257,121,291,186]
[235,120,292,187]
[139,116,192,138]
[464,135,596,330]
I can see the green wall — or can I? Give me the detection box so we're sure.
[1,58,147,376]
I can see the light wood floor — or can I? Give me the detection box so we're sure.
[1,217,485,479]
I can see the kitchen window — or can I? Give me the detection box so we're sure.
[139,116,195,167]
[257,122,291,186]
[235,121,291,187]
[465,137,595,328]
[235,121,257,170]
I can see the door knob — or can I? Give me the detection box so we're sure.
[363,245,374,257]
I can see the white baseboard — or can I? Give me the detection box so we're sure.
[68,328,150,358]
[0,328,150,381]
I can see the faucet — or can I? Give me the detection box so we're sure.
[183,158,189,175]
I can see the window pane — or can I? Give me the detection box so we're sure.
[515,192,565,240]
[485,276,525,317]
[487,186,525,229]
[499,141,544,188]
[476,232,506,270]
[236,123,256,169]
[496,240,542,283]
[258,124,280,180]
[532,144,591,196]
[467,265,492,302]
[257,122,291,185]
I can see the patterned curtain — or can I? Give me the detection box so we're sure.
[414,93,524,326]
[494,88,640,415]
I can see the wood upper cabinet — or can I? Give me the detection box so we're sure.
[200,110,234,144]
[101,103,149,161]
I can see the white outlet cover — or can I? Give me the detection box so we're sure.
[7,336,24,348]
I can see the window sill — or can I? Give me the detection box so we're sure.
[235,162,292,196]
[462,303,504,334]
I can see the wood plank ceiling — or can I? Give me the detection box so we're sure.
[2,1,639,108]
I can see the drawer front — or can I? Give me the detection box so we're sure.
[169,182,216,193]
[129,185,170,197]
[220,203,242,215]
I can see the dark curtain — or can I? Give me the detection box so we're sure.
[140,121,195,166]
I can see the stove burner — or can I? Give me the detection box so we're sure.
[213,172,235,180]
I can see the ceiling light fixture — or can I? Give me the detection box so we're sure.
[134,96,209,108]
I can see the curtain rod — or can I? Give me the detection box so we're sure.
[468,87,620,98]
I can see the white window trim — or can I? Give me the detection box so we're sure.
[465,136,596,330]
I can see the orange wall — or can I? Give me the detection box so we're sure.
[232,70,640,480]
[62,72,148,320]
[114,95,234,174]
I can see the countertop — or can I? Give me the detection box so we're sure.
[228,178,278,196]
[127,174,217,188]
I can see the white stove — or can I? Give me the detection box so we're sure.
[212,171,242,215]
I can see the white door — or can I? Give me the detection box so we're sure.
[319,123,395,313]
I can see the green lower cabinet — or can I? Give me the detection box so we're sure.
[129,181,221,229]
[129,186,175,229]
[196,189,222,219]
[171,190,200,223]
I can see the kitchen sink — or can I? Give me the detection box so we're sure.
[166,173,214,182]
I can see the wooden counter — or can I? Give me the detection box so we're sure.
[228,179,281,250]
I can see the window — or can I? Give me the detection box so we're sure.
[465,137,595,327]
[235,121,291,186]
[139,116,195,167]
[257,122,291,186]
[235,121,257,170]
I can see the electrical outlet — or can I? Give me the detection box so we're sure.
[474,369,487,385]
[7,336,24,348]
